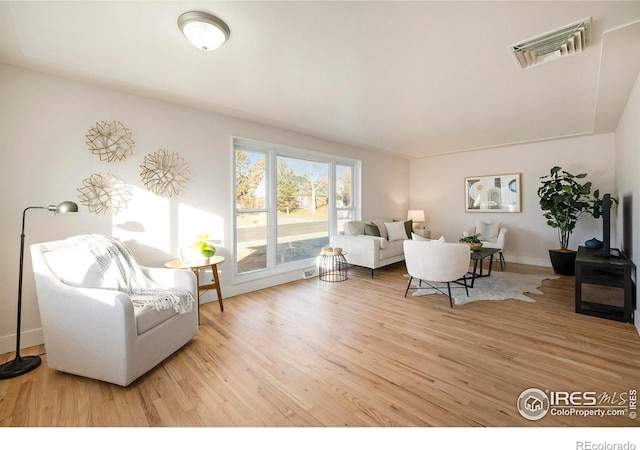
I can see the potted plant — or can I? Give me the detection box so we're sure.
[459,233,483,251]
[192,234,216,262]
[537,166,605,275]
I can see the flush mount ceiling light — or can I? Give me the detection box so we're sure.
[510,17,591,69]
[178,11,230,51]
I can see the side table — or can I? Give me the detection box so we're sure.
[319,253,348,282]
[468,247,500,287]
[165,256,225,324]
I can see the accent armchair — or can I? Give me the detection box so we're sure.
[403,240,471,308]
[30,236,198,386]
[463,220,507,270]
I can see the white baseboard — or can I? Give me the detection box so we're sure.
[0,328,44,356]
[224,270,308,298]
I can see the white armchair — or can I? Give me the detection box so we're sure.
[403,240,471,308]
[463,220,507,270]
[30,237,198,386]
[482,227,507,269]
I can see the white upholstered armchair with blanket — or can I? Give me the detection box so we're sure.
[30,235,198,386]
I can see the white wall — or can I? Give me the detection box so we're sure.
[0,64,410,354]
[614,71,640,335]
[409,134,617,266]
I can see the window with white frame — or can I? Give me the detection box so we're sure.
[234,138,360,279]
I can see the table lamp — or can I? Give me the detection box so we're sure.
[407,209,426,229]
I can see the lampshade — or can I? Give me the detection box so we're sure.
[178,11,230,51]
[48,201,79,214]
[407,210,425,222]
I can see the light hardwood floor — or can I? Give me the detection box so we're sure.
[1,261,639,427]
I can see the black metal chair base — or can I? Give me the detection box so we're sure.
[493,251,506,270]
[404,276,470,308]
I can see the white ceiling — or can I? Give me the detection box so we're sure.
[1,1,640,159]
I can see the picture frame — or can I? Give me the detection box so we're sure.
[465,173,521,212]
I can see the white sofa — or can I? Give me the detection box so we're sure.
[30,238,198,386]
[330,219,409,277]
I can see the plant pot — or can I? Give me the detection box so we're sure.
[548,249,577,276]
[461,242,483,251]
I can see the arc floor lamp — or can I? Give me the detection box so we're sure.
[0,201,79,379]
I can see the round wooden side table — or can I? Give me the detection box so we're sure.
[164,256,225,324]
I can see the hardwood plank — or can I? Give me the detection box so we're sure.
[1,261,639,427]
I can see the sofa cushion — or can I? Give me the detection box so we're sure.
[134,306,177,335]
[364,222,381,236]
[385,221,409,242]
[380,239,405,259]
[403,220,413,239]
[371,219,389,239]
[476,220,501,243]
[347,221,365,236]
[364,235,388,249]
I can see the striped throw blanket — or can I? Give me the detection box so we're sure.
[71,234,193,314]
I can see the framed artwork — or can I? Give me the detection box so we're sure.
[465,173,521,212]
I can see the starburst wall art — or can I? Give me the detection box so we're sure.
[77,172,133,215]
[140,149,190,198]
[85,121,135,162]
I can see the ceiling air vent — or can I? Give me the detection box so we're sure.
[510,17,591,69]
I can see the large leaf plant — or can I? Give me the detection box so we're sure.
[538,166,606,251]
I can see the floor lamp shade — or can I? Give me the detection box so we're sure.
[0,201,79,379]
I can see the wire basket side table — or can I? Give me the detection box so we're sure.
[318,251,348,282]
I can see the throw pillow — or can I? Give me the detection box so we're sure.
[371,219,389,239]
[476,220,500,243]
[385,221,409,241]
[411,233,446,243]
[347,221,365,236]
[403,220,413,239]
[364,222,381,237]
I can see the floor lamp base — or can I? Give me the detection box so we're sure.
[0,355,41,380]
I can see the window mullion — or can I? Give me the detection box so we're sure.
[267,150,278,270]
[328,162,337,237]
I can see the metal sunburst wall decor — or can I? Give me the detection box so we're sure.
[77,172,133,215]
[140,148,190,198]
[85,121,135,162]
